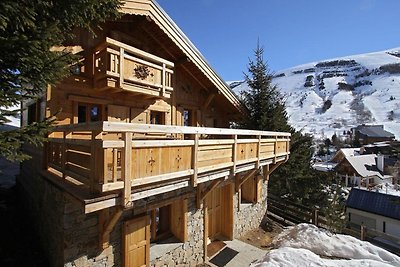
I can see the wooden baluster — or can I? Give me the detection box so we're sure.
[119,47,124,88]
[162,63,166,97]
[112,148,118,183]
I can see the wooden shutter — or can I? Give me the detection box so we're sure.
[123,215,150,267]
[242,175,256,203]
[206,187,222,240]
[170,199,188,242]
[221,183,234,240]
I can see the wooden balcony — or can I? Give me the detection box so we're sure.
[93,37,174,98]
[44,122,290,213]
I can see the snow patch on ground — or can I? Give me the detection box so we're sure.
[251,224,400,267]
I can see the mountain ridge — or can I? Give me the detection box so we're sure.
[230,47,400,140]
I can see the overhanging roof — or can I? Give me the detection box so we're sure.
[346,188,400,220]
[120,0,246,115]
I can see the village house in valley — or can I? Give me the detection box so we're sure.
[18,1,290,266]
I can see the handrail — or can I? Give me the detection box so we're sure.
[50,121,292,138]
[46,122,291,207]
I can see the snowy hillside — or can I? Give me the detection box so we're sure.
[230,48,400,140]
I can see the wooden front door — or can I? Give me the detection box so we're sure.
[206,186,222,240]
[123,215,150,267]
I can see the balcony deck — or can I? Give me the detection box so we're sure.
[44,122,290,213]
[93,38,174,98]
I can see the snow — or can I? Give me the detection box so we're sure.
[251,224,400,267]
[229,47,400,140]
[2,105,20,128]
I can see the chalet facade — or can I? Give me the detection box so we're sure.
[346,189,400,238]
[18,1,290,267]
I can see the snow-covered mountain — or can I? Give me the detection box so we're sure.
[230,48,400,140]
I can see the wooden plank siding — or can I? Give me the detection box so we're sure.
[44,122,290,213]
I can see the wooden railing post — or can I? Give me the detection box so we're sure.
[232,134,237,175]
[61,131,71,179]
[360,225,366,241]
[90,131,103,192]
[122,132,133,207]
[191,134,199,187]
[312,209,319,226]
[256,135,261,169]
[274,135,278,163]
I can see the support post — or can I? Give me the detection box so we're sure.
[312,209,319,226]
[122,132,132,207]
[232,135,237,175]
[256,135,261,169]
[360,225,366,241]
[191,134,199,187]
[99,207,123,249]
[203,199,208,263]
[90,131,102,192]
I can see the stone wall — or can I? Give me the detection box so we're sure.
[19,162,269,267]
[18,151,65,267]
[151,195,204,266]
[234,178,269,237]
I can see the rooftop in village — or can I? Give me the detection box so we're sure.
[346,188,400,220]
[353,125,395,138]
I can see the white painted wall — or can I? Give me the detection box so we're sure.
[347,208,400,238]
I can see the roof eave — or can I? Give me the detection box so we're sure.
[120,0,246,116]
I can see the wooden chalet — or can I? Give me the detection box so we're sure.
[18,1,290,266]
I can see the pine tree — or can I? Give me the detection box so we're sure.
[240,42,291,133]
[0,0,121,161]
[324,181,347,233]
[240,42,328,206]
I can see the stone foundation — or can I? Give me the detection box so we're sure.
[151,196,204,266]
[18,167,269,266]
[234,180,269,237]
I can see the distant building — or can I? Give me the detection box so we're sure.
[346,188,400,238]
[352,125,395,145]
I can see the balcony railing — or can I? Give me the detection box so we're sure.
[45,122,290,210]
[93,37,174,98]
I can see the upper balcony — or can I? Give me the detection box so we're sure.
[43,122,290,213]
[93,38,174,98]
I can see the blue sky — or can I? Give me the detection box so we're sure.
[157,0,400,81]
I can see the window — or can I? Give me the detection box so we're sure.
[77,103,101,123]
[183,109,192,126]
[27,102,38,125]
[149,200,187,244]
[240,174,262,205]
[150,111,165,125]
[150,205,171,242]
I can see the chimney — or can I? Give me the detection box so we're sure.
[377,154,384,172]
